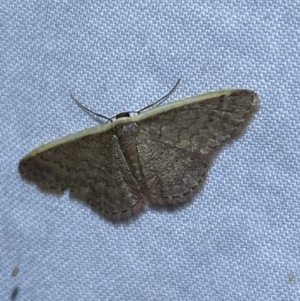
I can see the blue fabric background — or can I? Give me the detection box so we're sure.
[2,1,300,300]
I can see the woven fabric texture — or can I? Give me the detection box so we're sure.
[1,1,300,300]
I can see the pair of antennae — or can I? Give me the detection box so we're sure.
[70,79,181,123]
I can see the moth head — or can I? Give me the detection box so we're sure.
[115,112,131,119]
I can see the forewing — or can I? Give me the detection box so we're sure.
[135,89,258,204]
[137,90,258,155]
[19,129,146,219]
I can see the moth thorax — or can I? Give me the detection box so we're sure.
[116,123,144,185]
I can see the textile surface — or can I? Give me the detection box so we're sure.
[1,1,300,300]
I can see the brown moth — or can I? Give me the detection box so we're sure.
[19,88,259,220]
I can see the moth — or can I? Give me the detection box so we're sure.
[19,84,259,220]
